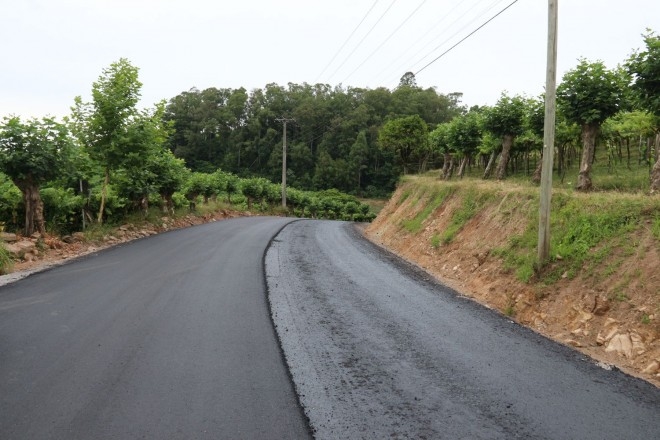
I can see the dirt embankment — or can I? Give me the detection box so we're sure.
[365,178,660,387]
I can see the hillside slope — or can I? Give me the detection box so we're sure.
[365,176,660,386]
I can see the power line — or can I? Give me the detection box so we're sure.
[315,0,380,83]
[326,0,398,83]
[370,0,472,85]
[414,0,520,76]
[341,0,428,84]
[408,0,507,75]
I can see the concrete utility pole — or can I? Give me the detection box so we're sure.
[538,0,558,265]
[276,118,295,208]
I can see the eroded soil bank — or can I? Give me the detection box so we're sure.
[365,178,660,387]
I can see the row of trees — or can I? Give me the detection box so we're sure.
[378,31,660,192]
[0,60,374,236]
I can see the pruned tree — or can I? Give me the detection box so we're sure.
[446,111,483,178]
[483,93,527,180]
[149,149,188,215]
[557,59,625,190]
[627,30,660,192]
[0,117,74,235]
[429,123,453,180]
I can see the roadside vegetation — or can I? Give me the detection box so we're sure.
[1,30,658,278]
[394,175,659,285]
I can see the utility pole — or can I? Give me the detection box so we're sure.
[538,0,558,265]
[276,117,295,208]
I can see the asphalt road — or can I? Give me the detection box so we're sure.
[267,220,660,440]
[0,217,310,439]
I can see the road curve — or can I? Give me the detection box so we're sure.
[0,217,311,440]
[266,220,660,440]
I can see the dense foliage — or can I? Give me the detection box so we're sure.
[164,83,464,196]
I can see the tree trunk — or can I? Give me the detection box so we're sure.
[97,168,109,224]
[444,156,455,181]
[531,160,543,185]
[495,134,514,180]
[557,143,565,176]
[441,153,451,179]
[483,150,497,179]
[651,156,660,194]
[576,123,599,191]
[20,181,45,236]
[457,156,468,178]
[140,196,149,217]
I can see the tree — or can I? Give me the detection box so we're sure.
[627,30,660,192]
[149,149,188,214]
[446,111,483,178]
[349,131,370,194]
[557,59,625,190]
[429,123,453,180]
[483,93,527,180]
[398,71,417,88]
[378,115,428,174]
[0,117,74,235]
[113,103,174,215]
[71,58,143,223]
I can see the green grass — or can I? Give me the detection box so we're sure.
[398,189,412,205]
[440,188,492,244]
[484,187,659,284]
[0,242,13,275]
[652,216,660,240]
[430,233,441,249]
[402,187,454,233]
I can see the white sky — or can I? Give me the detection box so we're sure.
[1,0,658,119]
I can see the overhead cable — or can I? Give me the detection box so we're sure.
[415,0,519,76]
[370,0,477,84]
[315,0,380,83]
[341,0,428,84]
[326,0,398,83]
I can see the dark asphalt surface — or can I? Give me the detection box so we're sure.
[267,220,660,440]
[0,217,310,439]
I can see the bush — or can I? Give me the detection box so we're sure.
[0,242,12,275]
[40,187,85,234]
[0,174,21,230]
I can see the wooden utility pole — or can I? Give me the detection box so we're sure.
[538,0,558,264]
[276,118,295,208]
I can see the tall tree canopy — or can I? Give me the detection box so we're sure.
[557,59,626,190]
[72,58,143,222]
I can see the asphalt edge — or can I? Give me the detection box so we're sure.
[261,218,316,439]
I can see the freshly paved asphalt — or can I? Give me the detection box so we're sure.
[3,216,660,440]
[0,217,310,439]
[267,220,660,440]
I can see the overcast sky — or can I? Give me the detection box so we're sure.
[1,0,657,119]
